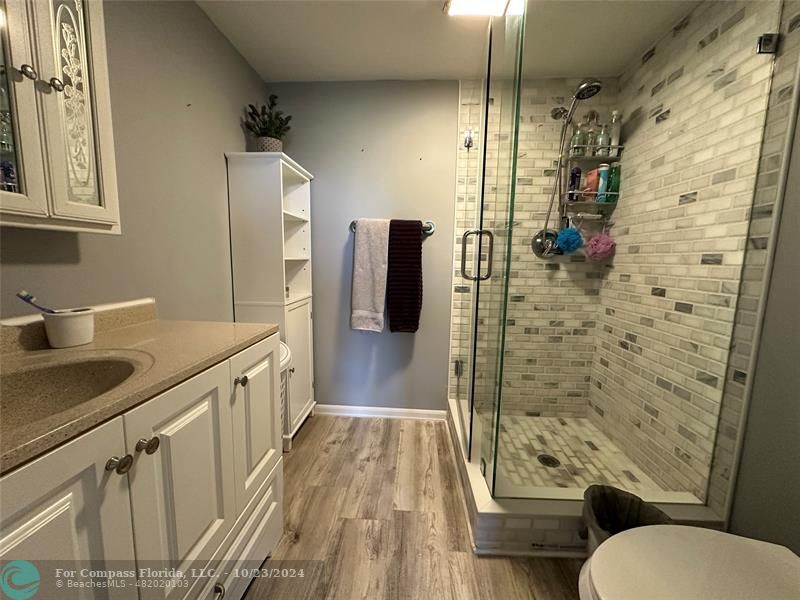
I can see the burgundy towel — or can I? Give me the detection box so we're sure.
[387,219,423,333]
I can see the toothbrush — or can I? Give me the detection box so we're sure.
[16,290,57,314]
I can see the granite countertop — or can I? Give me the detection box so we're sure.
[0,318,278,475]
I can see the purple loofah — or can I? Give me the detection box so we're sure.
[585,232,616,261]
[556,227,583,254]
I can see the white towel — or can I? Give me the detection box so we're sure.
[351,218,389,332]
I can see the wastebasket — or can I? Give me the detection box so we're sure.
[581,484,673,554]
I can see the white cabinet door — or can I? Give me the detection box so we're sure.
[0,1,48,218]
[229,334,281,514]
[29,0,119,228]
[286,299,314,431]
[0,417,138,600]
[123,361,236,600]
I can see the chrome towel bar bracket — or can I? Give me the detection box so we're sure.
[349,220,435,237]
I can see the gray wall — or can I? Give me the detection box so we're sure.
[730,97,800,554]
[270,81,458,411]
[0,1,265,320]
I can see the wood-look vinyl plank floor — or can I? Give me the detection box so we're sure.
[246,416,582,600]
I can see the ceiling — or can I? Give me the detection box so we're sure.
[198,0,699,82]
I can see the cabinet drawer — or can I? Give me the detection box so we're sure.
[193,460,284,600]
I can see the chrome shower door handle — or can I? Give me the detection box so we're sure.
[460,229,481,281]
[461,229,495,281]
[478,230,494,281]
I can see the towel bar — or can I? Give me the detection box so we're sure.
[349,220,435,236]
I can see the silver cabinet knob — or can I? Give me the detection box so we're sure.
[105,454,134,474]
[135,437,160,455]
[234,375,249,387]
[48,77,65,92]
[213,583,225,599]
[18,64,37,80]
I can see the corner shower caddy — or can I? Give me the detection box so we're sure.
[562,144,624,222]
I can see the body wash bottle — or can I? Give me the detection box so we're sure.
[595,123,610,156]
[571,118,588,156]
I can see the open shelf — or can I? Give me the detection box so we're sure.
[567,145,624,162]
[284,256,310,262]
[281,160,310,188]
[283,209,309,223]
[284,257,311,300]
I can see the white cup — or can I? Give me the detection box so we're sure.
[42,309,95,348]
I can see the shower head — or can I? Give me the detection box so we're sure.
[574,79,603,100]
[561,79,603,124]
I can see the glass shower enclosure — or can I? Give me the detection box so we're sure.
[449,0,788,514]
[451,9,526,492]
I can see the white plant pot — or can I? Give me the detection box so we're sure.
[43,309,95,348]
[253,136,283,152]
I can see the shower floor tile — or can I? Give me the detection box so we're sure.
[497,416,663,494]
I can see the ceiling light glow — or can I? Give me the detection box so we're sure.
[446,0,509,17]
[505,0,524,16]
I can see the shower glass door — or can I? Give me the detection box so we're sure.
[451,27,491,457]
[476,8,525,492]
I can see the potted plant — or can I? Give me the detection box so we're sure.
[243,95,292,152]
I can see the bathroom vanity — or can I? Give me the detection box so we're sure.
[0,301,283,600]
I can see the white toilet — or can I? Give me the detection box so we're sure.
[578,525,799,600]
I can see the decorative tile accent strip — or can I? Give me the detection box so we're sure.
[701,253,723,265]
[720,7,746,33]
[698,28,719,49]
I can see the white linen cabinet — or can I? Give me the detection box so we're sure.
[0,0,120,233]
[226,152,316,450]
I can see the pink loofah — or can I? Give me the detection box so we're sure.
[585,232,616,261]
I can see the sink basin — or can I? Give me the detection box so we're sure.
[0,350,153,433]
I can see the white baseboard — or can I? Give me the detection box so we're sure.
[313,404,446,421]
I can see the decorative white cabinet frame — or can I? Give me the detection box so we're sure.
[0,0,120,233]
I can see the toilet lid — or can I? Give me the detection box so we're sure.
[588,525,799,600]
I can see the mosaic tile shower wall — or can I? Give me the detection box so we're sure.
[706,0,800,516]
[590,0,781,503]
[502,81,617,417]
[448,79,619,418]
[448,0,790,509]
